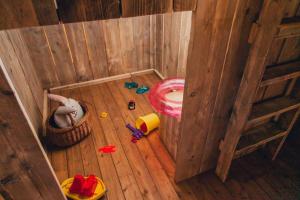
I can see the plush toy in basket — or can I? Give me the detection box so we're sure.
[47,94,91,147]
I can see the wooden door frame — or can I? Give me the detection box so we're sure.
[0,58,65,199]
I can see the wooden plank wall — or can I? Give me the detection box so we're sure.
[57,0,120,22]
[154,11,192,78]
[0,31,44,135]
[0,12,191,137]
[0,68,65,200]
[175,0,263,182]
[0,0,58,30]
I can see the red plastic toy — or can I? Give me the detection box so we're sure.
[69,175,85,194]
[98,145,116,153]
[80,175,98,197]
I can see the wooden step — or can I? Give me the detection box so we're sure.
[275,21,300,39]
[247,96,300,126]
[260,61,300,87]
[234,122,286,159]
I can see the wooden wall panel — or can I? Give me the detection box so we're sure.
[1,13,191,90]
[0,31,43,134]
[122,0,173,17]
[57,0,120,23]
[173,0,197,11]
[175,0,262,182]
[0,0,58,30]
[154,11,192,78]
[0,69,65,200]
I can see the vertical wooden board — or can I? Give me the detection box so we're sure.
[278,37,300,63]
[31,0,59,25]
[168,12,182,77]
[118,18,138,72]
[64,23,93,82]
[6,30,44,114]
[0,32,42,133]
[283,0,300,18]
[57,0,104,22]
[265,38,285,66]
[176,0,247,181]
[200,0,263,172]
[155,14,164,73]
[0,69,65,200]
[143,16,151,69]
[44,24,77,85]
[0,0,39,30]
[150,15,157,69]
[122,0,172,17]
[83,21,109,79]
[102,19,124,76]
[100,0,120,19]
[162,13,172,77]
[20,27,60,88]
[173,0,197,11]
[177,11,192,77]
[133,16,145,70]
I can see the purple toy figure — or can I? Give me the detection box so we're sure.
[126,124,144,139]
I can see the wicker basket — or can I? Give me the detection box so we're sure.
[47,102,91,147]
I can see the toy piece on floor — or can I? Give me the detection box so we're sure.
[81,175,98,197]
[48,94,84,128]
[125,82,138,89]
[135,113,160,135]
[98,145,116,153]
[61,175,106,200]
[131,136,138,143]
[128,100,136,110]
[136,86,150,94]
[100,112,108,118]
[126,124,144,139]
[69,175,85,194]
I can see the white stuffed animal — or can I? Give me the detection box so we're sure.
[48,94,84,128]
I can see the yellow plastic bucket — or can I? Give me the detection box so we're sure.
[135,113,160,135]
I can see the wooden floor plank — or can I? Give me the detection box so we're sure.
[78,86,125,200]
[47,73,300,200]
[104,81,163,200]
[87,85,144,200]
[111,79,180,200]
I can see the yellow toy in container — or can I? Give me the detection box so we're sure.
[135,113,160,135]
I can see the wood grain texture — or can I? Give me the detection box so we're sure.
[0,0,58,30]
[57,0,120,22]
[175,0,254,182]
[48,73,300,200]
[173,0,197,11]
[1,13,191,90]
[216,0,289,182]
[122,0,173,17]
[0,31,43,135]
[0,67,65,200]
[154,11,192,78]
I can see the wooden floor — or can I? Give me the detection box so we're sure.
[47,73,300,200]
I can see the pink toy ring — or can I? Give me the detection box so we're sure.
[148,78,185,119]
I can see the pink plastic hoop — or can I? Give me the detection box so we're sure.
[148,78,184,119]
